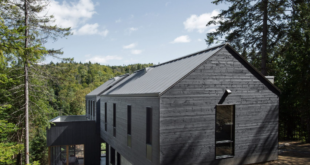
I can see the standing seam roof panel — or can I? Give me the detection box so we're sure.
[102,47,222,95]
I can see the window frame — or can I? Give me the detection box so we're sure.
[215,104,235,159]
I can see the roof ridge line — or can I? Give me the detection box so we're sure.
[153,43,225,67]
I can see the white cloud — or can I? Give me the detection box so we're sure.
[197,39,203,42]
[129,27,138,32]
[131,49,142,55]
[183,10,219,33]
[85,54,91,57]
[115,19,122,23]
[125,27,138,35]
[74,23,109,36]
[208,28,217,33]
[46,0,96,28]
[123,43,136,49]
[171,35,191,43]
[85,55,122,63]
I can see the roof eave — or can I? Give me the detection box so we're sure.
[101,93,160,97]
[225,44,281,95]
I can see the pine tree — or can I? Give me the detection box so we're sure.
[275,0,310,142]
[1,0,71,163]
[206,0,289,75]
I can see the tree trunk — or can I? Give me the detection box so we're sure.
[15,152,21,165]
[24,0,29,164]
[261,0,268,76]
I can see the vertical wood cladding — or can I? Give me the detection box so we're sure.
[160,46,279,165]
[100,96,160,165]
[47,121,101,165]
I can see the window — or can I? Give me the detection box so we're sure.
[146,107,152,160]
[113,103,116,137]
[90,100,92,120]
[101,143,106,157]
[146,107,152,145]
[110,147,115,165]
[104,102,107,131]
[88,100,90,119]
[49,144,84,165]
[87,100,89,119]
[93,101,96,121]
[215,105,235,159]
[117,152,121,165]
[127,105,132,147]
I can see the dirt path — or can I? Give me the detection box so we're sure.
[252,141,310,165]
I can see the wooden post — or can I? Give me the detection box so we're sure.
[66,146,69,165]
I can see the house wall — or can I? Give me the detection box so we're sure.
[100,96,160,165]
[47,121,101,165]
[160,46,279,165]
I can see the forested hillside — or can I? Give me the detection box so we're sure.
[44,60,153,117]
[0,60,152,164]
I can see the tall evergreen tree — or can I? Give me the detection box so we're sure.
[206,0,288,75]
[1,0,71,163]
[275,0,310,142]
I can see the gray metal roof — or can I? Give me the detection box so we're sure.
[86,43,280,97]
[86,74,128,96]
[101,44,225,96]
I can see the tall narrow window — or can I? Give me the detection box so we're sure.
[93,101,96,121]
[215,105,235,159]
[90,100,92,120]
[87,100,90,118]
[105,102,107,131]
[110,147,115,165]
[113,103,116,137]
[127,105,132,147]
[146,107,152,160]
[88,100,90,119]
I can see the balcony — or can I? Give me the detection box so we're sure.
[50,115,89,122]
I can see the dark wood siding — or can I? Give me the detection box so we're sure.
[47,121,101,165]
[160,46,279,165]
[100,96,160,165]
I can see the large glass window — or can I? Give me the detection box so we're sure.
[215,105,235,159]
[49,144,84,165]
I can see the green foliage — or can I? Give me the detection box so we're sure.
[30,130,48,164]
[275,0,310,142]
[46,61,153,116]
[0,104,23,164]
[206,0,288,74]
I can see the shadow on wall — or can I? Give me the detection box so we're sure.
[160,105,278,165]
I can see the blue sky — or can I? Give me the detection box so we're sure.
[44,0,228,65]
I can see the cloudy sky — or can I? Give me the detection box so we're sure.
[44,0,228,65]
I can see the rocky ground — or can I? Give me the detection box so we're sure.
[252,141,310,165]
